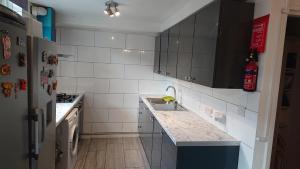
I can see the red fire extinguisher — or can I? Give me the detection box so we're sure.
[243,50,258,92]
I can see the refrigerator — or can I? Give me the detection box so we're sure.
[0,5,57,169]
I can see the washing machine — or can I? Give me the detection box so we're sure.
[56,108,79,169]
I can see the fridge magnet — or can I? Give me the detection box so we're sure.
[250,14,270,53]
[16,37,25,47]
[42,51,47,62]
[0,64,11,75]
[1,82,13,97]
[47,84,52,95]
[14,83,18,99]
[18,53,26,67]
[2,34,12,60]
[52,80,57,91]
[48,70,54,78]
[19,79,27,91]
[48,55,58,65]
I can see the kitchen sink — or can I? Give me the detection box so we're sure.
[147,98,186,111]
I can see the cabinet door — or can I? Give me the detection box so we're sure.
[151,119,163,169]
[166,24,180,78]
[138,102,154,166]
[191,1,220,86]
[177,15,196,81]
[161,131,177,169]
[160,30,169,75]
[154,35,161,74]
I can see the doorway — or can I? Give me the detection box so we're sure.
[270,16,300,169]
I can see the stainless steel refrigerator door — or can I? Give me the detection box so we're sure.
[28,37,57,169]
[0,10,29,169]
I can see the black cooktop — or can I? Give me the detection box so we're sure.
[56,93,79,103]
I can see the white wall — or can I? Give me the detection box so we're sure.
[55,27,171,134]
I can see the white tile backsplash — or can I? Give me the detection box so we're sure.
[75,62,94,77]
[125,65,154,80]
[95,31,126,48]
[94,63,124,79]
[109,79,138,93]
[60,61,75,77]
[111,49,141,65]
[78,46,110,63]
[57,77,77,93]
[141,51,155,66]
[57,45,77,61]
[139,80,170,95]
[93,79,110,93]
[124,94,139,108]
[93,94,124,109]
[126,34,155,51]
[57,27,260,169]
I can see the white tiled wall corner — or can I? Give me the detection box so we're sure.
[226,110,257,149]
[246,92,261,112]
[212,89,247,107]
[237,143,254,169]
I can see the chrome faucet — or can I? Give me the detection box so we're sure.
[166,86,176,101]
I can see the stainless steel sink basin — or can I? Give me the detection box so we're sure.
[147,98,186,111]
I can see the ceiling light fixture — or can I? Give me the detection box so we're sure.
[104,0,120,17]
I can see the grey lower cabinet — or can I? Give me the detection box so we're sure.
[139,100,240,169]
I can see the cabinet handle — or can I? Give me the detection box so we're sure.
[166,72,170,76]
[139,112,143,115]
[138,125,142,129]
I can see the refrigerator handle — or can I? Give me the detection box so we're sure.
[31,108,40,160]
[41,109,46,143]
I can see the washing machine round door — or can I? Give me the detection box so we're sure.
[70,126,79,156]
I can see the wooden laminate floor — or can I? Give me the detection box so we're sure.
[75,137,150,169]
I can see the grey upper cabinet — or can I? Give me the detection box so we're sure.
[191,1,219,86]
[154,0,254,89]
[154,35,161,74]
[177,15,196,81]
[160,30,169,76]
[166,24,180,78]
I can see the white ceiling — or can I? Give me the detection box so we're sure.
[29,0,212,33]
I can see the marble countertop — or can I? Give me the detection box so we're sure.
[140,95,240,146]
[56,93,84,127]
